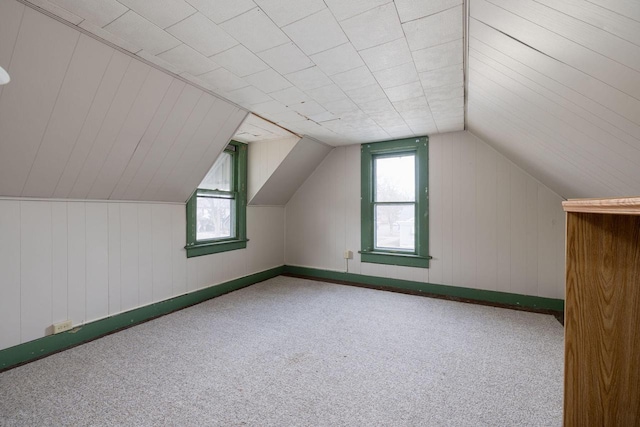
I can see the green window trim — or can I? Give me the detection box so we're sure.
[360,136,430,268]
[186,141,248,258]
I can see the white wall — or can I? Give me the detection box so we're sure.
[0,200,284,351]
[248,137,298,202]
[285,131,566,300]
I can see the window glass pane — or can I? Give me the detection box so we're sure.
[374,204,415,251]
[374,154,415,202]
[196,197,234,241]
[199,151,232,191]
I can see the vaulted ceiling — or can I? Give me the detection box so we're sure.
[2,0,640,201]
[18,0,464,145]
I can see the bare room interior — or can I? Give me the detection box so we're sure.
[0,0,639,425]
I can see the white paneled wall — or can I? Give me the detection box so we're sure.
[285,131,566,299]
[0,200,284,351]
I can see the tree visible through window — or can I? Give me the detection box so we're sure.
[361,137,430,268]
[186,141,247,258]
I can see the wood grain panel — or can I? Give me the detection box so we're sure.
[0,201,21,349]
[67,202,86,326]
[69,59,150,199]
[22,35,114,198]
[88,68,172,199]
[110,79,186,200]
[20,201,52,342]
[564,212,640,426]
[122,84,202,201]
[0,0,25,101]
[119,203,139,311]
[53,51,131,198]
[51,202,68,324]
[107,203,121,315]
[85,203,109,320]
[0,7,78,196]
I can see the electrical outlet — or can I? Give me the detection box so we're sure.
[52,320,72,334]
[344,250,353,259]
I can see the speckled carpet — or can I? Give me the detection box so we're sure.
[0,276,564,426]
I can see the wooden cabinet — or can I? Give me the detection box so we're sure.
[563,197,640,426]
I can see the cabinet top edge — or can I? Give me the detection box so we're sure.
[563,196,640,215]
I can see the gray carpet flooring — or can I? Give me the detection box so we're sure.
[0,276,564,426]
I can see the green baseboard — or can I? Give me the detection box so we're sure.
[0,266,284,371]
[283,265,564,312]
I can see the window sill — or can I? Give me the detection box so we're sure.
[186,239,248,258]
[359,250,431,268]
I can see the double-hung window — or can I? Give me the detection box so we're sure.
[360,136,430,268]
[186,141,247,258]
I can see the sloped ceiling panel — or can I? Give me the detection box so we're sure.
[249,136,332,205]
[20,0,464,145]
[467,0,640,199]
[0,0,247,203]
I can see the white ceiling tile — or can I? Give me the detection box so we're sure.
[359,98,394,114]
[373,62,418,88]
[323,0,389,21]
[345,84,386,105]
[251,99,290,114]
[288,100,326,116]
[359,38,412,72]
[104,11,181,55]
[401,109,434,121]
[254,0,326,26]
[395,0,461,23]
[308,111,336,122]
[384,81,424,102]
[392,96,429,112]
[78,20,141,54]
[28,0,84,24]
[137,50,184,75]
[285,67,333,91]
[186,0,256,24]
[429,96,463,111]
[331,66,376,91]
[383,124,414,138]
[310,43,365,76]
[220,7,289,52]
[224,85,272,105]
[49,0,127,26]
[282,9,348,55]
[158,44,219,75]
[258,42,314,74]
[323,98,359,114]
[412,39,462,72]
[406,121,438,135]
[403,5,462,51]
[270,86,312,105]
[369,110,406,127]
[166,13,238,56]
[211,45,269,77]
[198,67,249,91]
[117,0,196,28]
[244,69,292,93]
[419,65,463,89]
[425,83,463,102]
[340,3,403,50]
[270,109,308,123]
[305,84,346,104]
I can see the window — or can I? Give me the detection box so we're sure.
[360,136,430,268]
[186,141,247,258]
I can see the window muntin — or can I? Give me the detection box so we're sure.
[186,141,247,258]
[361,137,429,268]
